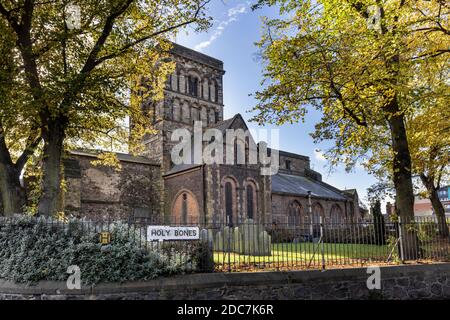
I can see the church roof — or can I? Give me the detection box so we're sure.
[69,149,159,166]
[164,163,202,176]
[342,189,358,196]
[208,114,247,133]
[272,173,349,201]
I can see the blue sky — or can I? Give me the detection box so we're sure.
[175,0,381,209]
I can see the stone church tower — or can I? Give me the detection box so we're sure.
[141,43,226,173]
[138,43,272,225]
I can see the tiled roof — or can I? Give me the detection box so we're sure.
[272,173,348,201]
[207,114,245,133]
[69,150,158,166]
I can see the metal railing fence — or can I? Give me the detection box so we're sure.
[0,215,449,273]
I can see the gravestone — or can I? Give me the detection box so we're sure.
[200,228,214,247]
[199,228,214,272]
[213,220,272,256]
[214,226,233,252]
[258,231,271,256]
[238,219,271,256]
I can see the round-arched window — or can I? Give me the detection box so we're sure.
[172,191,199,224]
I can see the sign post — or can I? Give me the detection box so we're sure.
[147,226,200,242]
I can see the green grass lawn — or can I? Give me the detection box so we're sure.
[213,242,392,267]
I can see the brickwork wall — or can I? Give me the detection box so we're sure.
[163,166,204,223]
[271,193,352,225]
[64,155,162,220]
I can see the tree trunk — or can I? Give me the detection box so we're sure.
[38,119,65,216]
[0,128,26,216]
[420,174,449,238]
[387,103,418,260]
[0,162,25,216]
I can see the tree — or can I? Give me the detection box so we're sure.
[371,200,386,246]
[251,0,449,258]
[410,103,449,237]
[0,0,210,216]
[364,56,449,237]
[0,17,41,215]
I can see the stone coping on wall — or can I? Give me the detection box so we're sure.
[1,262,449,296]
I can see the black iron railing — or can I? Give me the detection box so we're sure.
[1,215,449,273]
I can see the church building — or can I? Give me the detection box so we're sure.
[64,43,363,226]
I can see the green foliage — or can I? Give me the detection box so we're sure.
[0,0,212,216]
[386,235,400,263]
[417,221,438,242]
[0,216,202,285]
[251,0,449,185]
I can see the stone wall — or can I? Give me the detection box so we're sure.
[278,151,311,176]
[64,152,162,220]
[141,42,225,173]
[1,263,450,300]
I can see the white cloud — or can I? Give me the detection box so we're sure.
[228,4,247,17]
[194,3,249,52]
[314,149,326,162]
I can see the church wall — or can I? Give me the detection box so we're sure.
[271,193,352,225]
[278,153,310,176]
[64,155,162,221]
[163,166,204,223]
[215,164,269,224]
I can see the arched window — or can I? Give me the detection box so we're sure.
[173,100,181,121]
[311,203,324,237]
[182,103,190,123]
[312,203,324,222]
[182,193,188,224]
[330,204,343,225]
[288,201,302,226]
[200,107,207,124]
[208,109,215,124]
[187,76,198,97]
[171,191,199,224]
[210,82,215,102]
[171,73,178,91]
[225,182,233,225]
[202,80,209,99]
[214,83,219,103]
[246,184,255,220]
[166,74,172,90]
[191,107,199,124]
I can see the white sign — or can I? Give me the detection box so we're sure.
[147,226,200,241]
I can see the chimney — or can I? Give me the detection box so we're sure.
[386,202,392,215]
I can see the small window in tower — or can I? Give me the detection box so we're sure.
[214,85,219,103]
[188,76,198,97]
[167,75,172,90]
[182,193,188,224]
[286,160,291,171]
